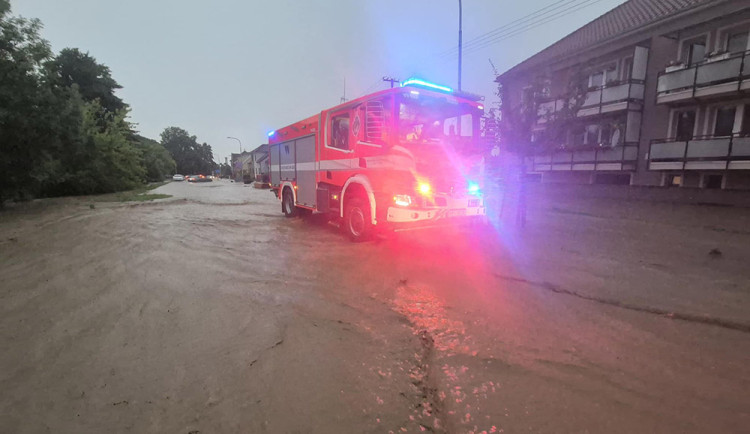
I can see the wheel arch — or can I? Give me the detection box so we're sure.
[280,181,296,204]
[341,175,376,225]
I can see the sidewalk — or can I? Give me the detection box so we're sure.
[482,182,750,328]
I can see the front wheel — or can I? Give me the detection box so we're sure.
[282,188,297,218]
[344,197,372,242]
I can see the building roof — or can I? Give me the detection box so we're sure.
[500,0,719,79]
[250,144,268,155]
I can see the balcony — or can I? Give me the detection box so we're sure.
[648,134,750,170]
[536,80,645,123]
[656,50,750,104]
[529,144,639,172]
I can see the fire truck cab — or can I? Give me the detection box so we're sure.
[269,78,487,241]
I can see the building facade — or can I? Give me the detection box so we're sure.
[497,0,750,190]
[249,144,269,184]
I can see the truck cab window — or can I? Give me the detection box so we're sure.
[330,113,350,150]
[398,93,477,145]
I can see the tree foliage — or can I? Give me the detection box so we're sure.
[134,135,176,182]
[1,2,57,201]
[161,126,216,175]
[0,1,193,204]
[496,70,588,155]
[46,48,126,114]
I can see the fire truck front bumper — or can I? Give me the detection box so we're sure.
[384,203,486,232]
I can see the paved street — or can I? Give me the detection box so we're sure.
[1,180,749,433]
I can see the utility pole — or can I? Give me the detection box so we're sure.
[458,0,463,91]
[340,77,347,103]
[382,76,400,88]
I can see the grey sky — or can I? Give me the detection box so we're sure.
[13,0,626,163]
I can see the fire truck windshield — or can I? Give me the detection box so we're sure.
[398,92,478,146]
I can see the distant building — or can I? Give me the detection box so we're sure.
[230,151,252,182]
[497,0,750,190]
[249,144,269,184]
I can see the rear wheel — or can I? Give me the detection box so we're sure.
[344,197,372,242]
[282,188,297,217]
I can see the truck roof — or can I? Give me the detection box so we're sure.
[268,81,484,144]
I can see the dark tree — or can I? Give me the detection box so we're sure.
[160,127,215,175]
[46,48,126,114]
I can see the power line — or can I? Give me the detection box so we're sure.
[437,0,606,63]
[459,0,607,58]
[444,0,600,58]
[439,0,578,57]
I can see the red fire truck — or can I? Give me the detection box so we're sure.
[268,78,487,241]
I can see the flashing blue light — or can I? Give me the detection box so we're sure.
[267,130,275,137]
[468,182,480,195]
[400,78,453,93]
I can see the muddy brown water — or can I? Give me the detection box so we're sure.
[1,180,748,433]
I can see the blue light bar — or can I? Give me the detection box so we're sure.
[468,182,480,194]
[267,130,275,137]
[400,78,452,93]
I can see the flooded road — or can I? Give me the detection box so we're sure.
[1,180,749,433]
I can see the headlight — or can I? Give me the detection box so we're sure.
[418,183,431,195]
[393,194,412,207]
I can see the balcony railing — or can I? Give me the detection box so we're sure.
[529,144,639,172]
[656,50,750,102]
[648,134,750,170]
[536,80,645,121]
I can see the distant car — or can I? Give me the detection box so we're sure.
[172,174,185,181]
[187,174,212,183]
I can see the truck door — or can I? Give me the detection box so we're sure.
[295,135,316,207]
[270,144,280,186]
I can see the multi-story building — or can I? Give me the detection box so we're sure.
[497,0,750,189]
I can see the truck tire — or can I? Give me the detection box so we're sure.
[344,197,372,242]
[282,188,297,218]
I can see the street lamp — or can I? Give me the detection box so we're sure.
[458,0,462,91]
[227,136,242,153]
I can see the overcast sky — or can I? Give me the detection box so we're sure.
[13,0,626,163]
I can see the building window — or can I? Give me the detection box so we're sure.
[600,123,612,146]
[742,104,750,136]
[538,77,551,98]
[726,31,749,54]
[667,174,681,187]
[622,58,633,81]
[714,106,736,137]
[674,110,696,141]
[569,125,585,146]
[587,65,616,88]
[590,71,604,88]
[585,124,600,145]
[704,174,723,189]
[330,112,350,150]
[681,37,706,66]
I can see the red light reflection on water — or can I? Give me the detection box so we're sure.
[381,223,523,433]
